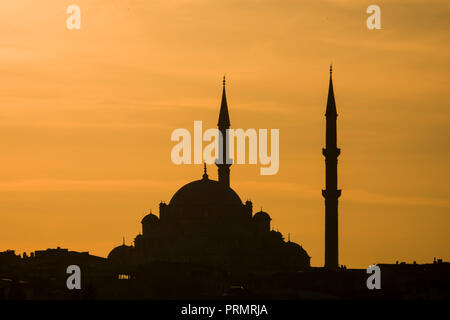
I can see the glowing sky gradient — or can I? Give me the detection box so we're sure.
[0,0,449,267]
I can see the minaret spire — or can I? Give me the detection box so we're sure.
[218,76,230,127]
[216,76,231,187]
[326,64,337,117]
[322,66,341,270]
[202,162,208,180]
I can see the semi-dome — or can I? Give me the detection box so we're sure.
[285,241,310,258]
[107,244,134,262]
[141,212,159,224]
[169,176,242,207]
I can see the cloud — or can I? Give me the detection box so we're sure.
[0,179,185,192]
[345,189,450,208]
[236,180,450,208]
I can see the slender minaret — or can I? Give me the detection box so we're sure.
[322,65,341,270]
[216,76,231,187]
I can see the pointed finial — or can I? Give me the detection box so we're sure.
[223,75,226,87]
[330,63,333,74]
[202,162,208,179]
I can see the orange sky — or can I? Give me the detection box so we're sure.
[0,0,449,268]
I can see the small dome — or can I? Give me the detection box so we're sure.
[107,244,134,261]
[285,241,310,258]
[141,212,159,224]
[253,210,271,220]
[169,178,242,207]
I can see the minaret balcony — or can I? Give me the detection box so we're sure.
[322,189,342,199]
[322,148,341,157]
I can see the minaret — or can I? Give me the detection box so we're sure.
[322,65,341,270]
[202,162,209,180]
[216,76,231,187]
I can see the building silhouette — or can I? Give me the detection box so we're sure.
[1,69,450,300]
[108,78,311,273]
[322,65,341,270]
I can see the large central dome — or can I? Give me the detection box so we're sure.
[169,176,242,207]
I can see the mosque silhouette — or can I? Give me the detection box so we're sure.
[107,75,319,272]
[1,69,449,300]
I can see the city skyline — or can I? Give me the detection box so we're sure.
[0,0,449,268]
